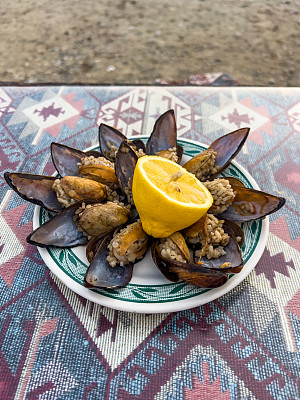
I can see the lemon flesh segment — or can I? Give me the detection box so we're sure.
[132,156,213,238]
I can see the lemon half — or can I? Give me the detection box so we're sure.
[132,156,213,238]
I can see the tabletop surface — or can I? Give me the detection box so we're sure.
[0,86,299,399]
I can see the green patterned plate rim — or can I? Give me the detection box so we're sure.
[34,137,269,313]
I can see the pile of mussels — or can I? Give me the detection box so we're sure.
[4,110,285,289]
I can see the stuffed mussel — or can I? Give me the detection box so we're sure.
[4,110,285,289]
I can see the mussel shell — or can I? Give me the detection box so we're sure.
[194,221,244,274]
[146,109,177,155]
[176,144,184,163]
[51,142,85,177]
[151,241,179,282]
[27,204,87,248]
[219,185,286,222]
[115,141,138,196]
[84,232,133,289]
[209,127,250,179]
[152,239,228,287]
[84,150,103,158]
[225,176,246,188]
[168,262,229,288]
[132,139,146,154]
[4,172,62,213]
[99,124,128,160]
[86,233,112,263]
[223,218,245,248]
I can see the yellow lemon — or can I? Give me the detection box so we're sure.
[132,156,213,238]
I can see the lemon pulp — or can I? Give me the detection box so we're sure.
[132,156,213,238]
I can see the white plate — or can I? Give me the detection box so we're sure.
[33,137,269,313]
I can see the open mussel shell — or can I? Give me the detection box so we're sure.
[168,262,229,288]
[146,109,177,155]
[194,221,244,274]
[99,124,128,160]
[4,172,62,213]
[115,141,138,197]
[223,218,245,248]
[84,232,134,289]
[151,239,228,288]
[27,204,88,248]
[51,142,85,177]
[219,184,286,222]
[86,232,114,263]
[151,241,180,282]
[176,144,184,163]
[131,139,146,154]
[209,127,250,179]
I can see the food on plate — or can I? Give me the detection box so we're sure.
[4,110,286,290]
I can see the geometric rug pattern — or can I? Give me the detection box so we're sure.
[0,85,299,399]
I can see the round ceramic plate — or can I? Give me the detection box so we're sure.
[33,137,269,313]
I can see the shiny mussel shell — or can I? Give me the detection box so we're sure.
[4,172,62,213]
[84,232,133,289]
[151,239,228,288]
[146,109,182,162]
[26,204,88,248]
[193,220,244,274]
[219,183,286,222]
[115,141,138,199]
[208,127,250,179]
[51,142,85,177]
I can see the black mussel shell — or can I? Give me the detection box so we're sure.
[51,143,85,177]
[4,172,62,213]
[84,232,133,289]
[209,127,250,179]
[115,141,138,196]
[151,241,179,282]
[176,144,184,163]
[27,204,87,248]
[86,233,112,263]
[152,239,229,288]
[168,262,229,288]
[84,150,103,158]
[99,124,128,160]
[194,221,244,274]
[225,176,246,188]
[219,185,286,222]
[223,218,245,248]
[132,139,146,154]
[146,109,177,155]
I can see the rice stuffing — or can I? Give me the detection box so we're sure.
[187,214,230,260]
[159,237,187,263]
[203,179,235,214]
[52,179,77,208]
[78,155,114,169]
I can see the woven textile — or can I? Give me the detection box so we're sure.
[0,86,299,399]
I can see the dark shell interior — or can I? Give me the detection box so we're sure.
[219,185,286,222]
[27,204,87,248]
[115,141,138,196]
[209,127,250,179]
[131,139,146,154]
[151,241,180,282]
[84,232,133,288]
[168,261,229,288]
[98,124,127,160]
[146,109,177,155]
[194,221,244,274]
[4,172,62,213]
[51,142,85,177]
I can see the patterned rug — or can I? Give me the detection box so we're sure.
[0,84,299,399]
